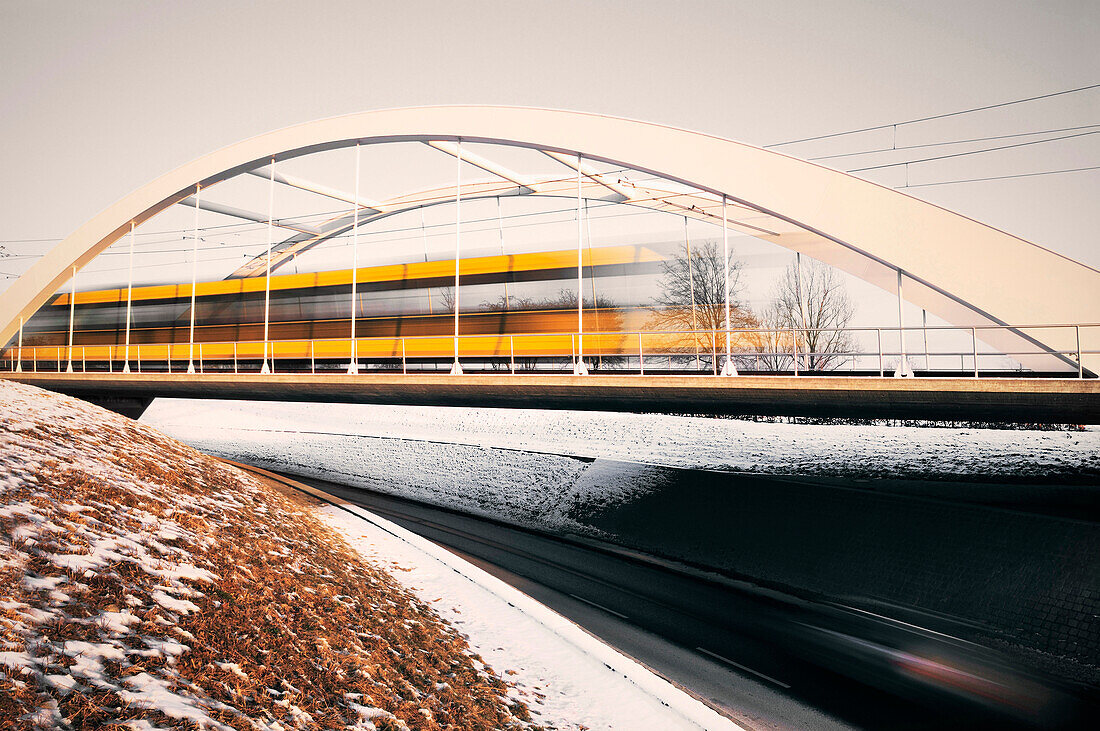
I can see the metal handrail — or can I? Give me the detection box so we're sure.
[3,322,1098,377]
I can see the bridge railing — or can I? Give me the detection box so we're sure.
[4,323,1097,378]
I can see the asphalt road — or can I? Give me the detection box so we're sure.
[249,467,1095,730]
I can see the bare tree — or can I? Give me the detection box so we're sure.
[649,239,756,368]
[436,287,455,314]
[755,257,856,371]
[746,306,795,371]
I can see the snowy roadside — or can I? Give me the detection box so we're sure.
[144,399,1100,481]
[249,465,742,731]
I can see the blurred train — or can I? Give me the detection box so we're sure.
[7,245,665,367]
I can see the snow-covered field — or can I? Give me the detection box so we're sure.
[145,399,1100,480]
[141,398,1100,536]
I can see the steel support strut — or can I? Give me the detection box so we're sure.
[122,222,134,373]
[720,195,737,376]
[894,269,913,377]
[186,185,200,373]
[348,143,362,374]
[261,158,275,374]
[574,153,588,375]
[65,266,75,372]
[450,140,463,375]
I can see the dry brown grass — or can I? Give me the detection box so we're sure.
[0,381,537,730]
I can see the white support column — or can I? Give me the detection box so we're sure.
[923,309,930,372]
[795,252,806,372]
[497,196,510,311]
[66,265,76,372]
[449,140,463,375]
[348,143,362,374]
[684,216,700,371]
[894,269,913,377]
[585,199,603,367]
[186,185,200,373]
[15,317,23,372]
[261,158,274,374]
[573,154,588,375]
[720,196,737,376]
[122,221,135,373]
[421,208,432,314]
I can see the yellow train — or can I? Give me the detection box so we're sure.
[11,245,672,367]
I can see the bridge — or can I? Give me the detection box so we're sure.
[1,106,1097,422]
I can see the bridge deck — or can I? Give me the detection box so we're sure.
[3,372,1097,423]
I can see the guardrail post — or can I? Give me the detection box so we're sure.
[81,346,86,372]
[137,344,141,374]
[1077,325,1083,379]
[199,343,204,374]
[57,346,61,372]
[509,335,515,374]
[877,328,883,377]
[310,341,315,375]
[971,327,979,378]
[233,342,238,374]
[401,338,407,375]
[33,347,37,373]
[638,332,644,375]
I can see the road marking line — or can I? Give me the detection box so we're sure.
[568,593,629,619]
[695,646,791,689]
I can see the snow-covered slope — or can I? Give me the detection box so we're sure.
[0,381,532,730]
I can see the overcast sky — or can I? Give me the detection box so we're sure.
[1,0,1097,278]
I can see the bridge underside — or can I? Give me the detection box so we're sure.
[4,373,1096,424]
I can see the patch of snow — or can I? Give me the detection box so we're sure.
[119,673,233,730]
[0,650,37,669]
[63,640,126,687]
[19,700,63,728]
[44,673,80,694]
[215,661,248,680]
[151,590,201,615]
[97,610,143,634]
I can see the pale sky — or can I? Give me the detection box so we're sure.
[1,0,1097,280]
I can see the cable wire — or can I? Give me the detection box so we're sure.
[847,130,1100,173]
[809,123,1100,161]
[897,164,1100,189]
[766,83,1100,148]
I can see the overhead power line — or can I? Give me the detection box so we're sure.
[766,83,1100,148]
[897,164,1100,189]
[809,123,1100,161]
[847,129,1100,173]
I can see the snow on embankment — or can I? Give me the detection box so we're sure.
[0,381,532,730]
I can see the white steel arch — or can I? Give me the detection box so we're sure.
[1,105,1097,371]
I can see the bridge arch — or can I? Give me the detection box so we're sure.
[1,105,1097,371]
